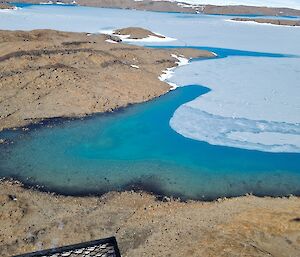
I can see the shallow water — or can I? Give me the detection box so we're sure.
[1,4,299,152]
[1,85,300,200]
[0,4,300,199]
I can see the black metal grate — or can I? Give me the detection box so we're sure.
[13,236,121,257]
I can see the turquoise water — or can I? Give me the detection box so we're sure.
[147,45,297,59]
[11,2,77,8]
[1,84,300,200]
[0,4,299,200]
[11,3,300,18]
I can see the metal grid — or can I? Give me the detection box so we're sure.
[13,237,121,257]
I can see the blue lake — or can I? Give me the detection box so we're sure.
[1,83,300,200]
[0,5,300,200]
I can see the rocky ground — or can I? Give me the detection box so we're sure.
[0,28,213,131]
[113,27,165,39]
[0,2,13,9]
[201,4,300,16]
[1,180,300,257]
[2,0,300,16]
[232,18,300,26]
[1,22,299,257]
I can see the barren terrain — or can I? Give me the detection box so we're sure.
[3,0,300,16]
[232,18,300,26]
[0,29,213,131]
[0,2,13,9]
[1,25,299,257]
[1,180,300,257]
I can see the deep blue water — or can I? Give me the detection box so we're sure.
[11,2,77,8]
[1,83,300,200]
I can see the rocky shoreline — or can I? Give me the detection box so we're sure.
[1,179,300,257]
[2,0,300,16]
[1,19,300,257]
[0,2,14,9]
[0,28,214,131]
[231,17,300,26]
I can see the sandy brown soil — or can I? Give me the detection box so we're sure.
[1,180,300,257]
[202,5,300,16]
[232,18,300,26]
[3,0,300,16]
[1,14,299,257]
[114,27,165,39]
[0,2,13,9]
[0,29,213,131]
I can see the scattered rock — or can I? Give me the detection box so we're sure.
[105,34,122,43]
[162,196,171,202]
[8,194,17,201]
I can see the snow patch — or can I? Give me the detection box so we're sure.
[0,6,19,12]
[40,1,76,5]
[159,54,190,90]
[227,19,300,28]
[105,39,118,44]
[158,0,300,10]
[98,29,176,43]
[40,1,53,4]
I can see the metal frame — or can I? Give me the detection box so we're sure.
[13,236,121,257]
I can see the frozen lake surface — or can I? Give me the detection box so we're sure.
[0,4,299,199]
[161,0,300,10]
[1,3,299,152]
